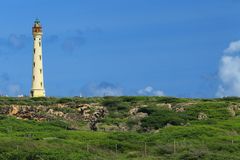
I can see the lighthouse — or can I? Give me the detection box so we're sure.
[30,19,45,97]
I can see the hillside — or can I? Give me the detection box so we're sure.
[0,96,240,160]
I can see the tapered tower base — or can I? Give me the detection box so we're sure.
[30,89,45,97]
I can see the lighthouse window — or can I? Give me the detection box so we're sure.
[34,48,35,53]
[33,76,35,81]
[34,38,36,40]
[39,55,42,60]
[40,69,42,74]
[39,42,41,46]
[33,62,35,67]
[40,82,43,87]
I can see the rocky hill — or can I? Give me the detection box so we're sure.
[0,96,240,159]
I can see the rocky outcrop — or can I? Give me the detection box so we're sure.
[127,107,148,131]
[47,109,64,117]
[89,106,108,131]
[77,104,91,120]
[0,104,108,130]
[9,106,19,115]
[0,105,48,120]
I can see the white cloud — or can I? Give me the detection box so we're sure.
[0,73,23,96]
[78,83,165,97]
[137,86,153,95]
[7,84,21,96]
[80,82,123,97]
[224,40,240,54]
[153,90,165,96]
[137,86,165,96]
[217,40,240,97]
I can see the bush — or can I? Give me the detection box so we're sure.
[57,98,73,104]
[139,107,187,130]
[141,113,186,130]
[102,99,120,107]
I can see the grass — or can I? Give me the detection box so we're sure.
[0,96,240,159]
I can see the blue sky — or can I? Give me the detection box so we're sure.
[1,0,240,97]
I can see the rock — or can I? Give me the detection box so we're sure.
[1,103,109,129]
[165,123,173,128]
[47,109,54,114]
[21,106,28,113]
[129,108,139,115]
[228,105,239,117]
[175,107,185,112]
[9,106,19,115]
[55,111,64,117]
[83,113,90,120]
[0,106,10,114]
[89,103,99,107]
[135,112,148,119]
[166,103,172,110]
[47,109,64,117]
[77,104,92,119]
[36,105,47,112]
[198,112,208,120]
[118,123,129,131]
[56,104,66,108]
[127,112,147,131]
[228,107,236,117]
[156,103,172,110]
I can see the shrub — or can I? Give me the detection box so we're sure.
[140,108,187,130]
[102,99,120,107]
[57,98,73,104]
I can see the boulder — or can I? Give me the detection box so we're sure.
[156,103,172,110]
[129,107,139,115]
[228,105,239,117]
[56,104,66,108]
[175,107,185,112]
[9,105,20,115]
[47,109,64,117]
[198,112,208,120]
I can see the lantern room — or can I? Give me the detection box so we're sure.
[32,18,42,34]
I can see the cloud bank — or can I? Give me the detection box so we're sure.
[77,82,165,97]
[0,29,90,56]
[0,34,31,54]
[80,82,123,97]
[137,86,165,96]
[217,40,240,97]
[224,40,240,54]
[0,73,22,96]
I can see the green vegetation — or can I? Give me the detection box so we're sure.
[0,96,240,159]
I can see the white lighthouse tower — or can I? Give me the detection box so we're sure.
[30,19,45,97]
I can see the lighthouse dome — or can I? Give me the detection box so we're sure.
[34,18,41,27]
